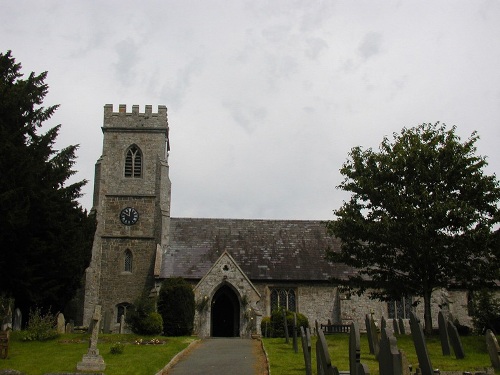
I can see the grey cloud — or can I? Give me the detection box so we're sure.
[305,37,328,60]
[114,38,140,86]
[358,32,383,61]
[222,101,268,134]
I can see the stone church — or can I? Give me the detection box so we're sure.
[82,104,472,336]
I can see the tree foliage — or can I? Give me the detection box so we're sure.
[158,278,195,336]
[0,51,95,317]
[327,122,500,333]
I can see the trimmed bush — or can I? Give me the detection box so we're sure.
[158,278,195,336]
[262,307,309,338]
[126,294,163,335]
[110,342,125,354]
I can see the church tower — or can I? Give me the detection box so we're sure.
[82,104,170,329]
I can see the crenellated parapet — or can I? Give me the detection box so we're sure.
[103,104,168,133]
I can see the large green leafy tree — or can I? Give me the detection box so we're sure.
[327,122,500,333]
[0,51,95,317]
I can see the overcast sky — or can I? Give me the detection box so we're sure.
[2,1,500,220]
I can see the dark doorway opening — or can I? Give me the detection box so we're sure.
[211,284,240,337]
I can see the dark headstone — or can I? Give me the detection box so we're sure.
[365,314,375,355]
[485,329,500,370]
[316,329,340,375]
[283,309,289,344]
[381,316,387,331]
[293,313,298,353]
[409,312,433,375]
[369,315,380,359]
[398,318,406,334]
[438,311,450,356]
[447,320,465,359]
[378,327,402,375]
[393,319,400,335]
[300,326,312,375]
[349,322,371,375]
[0,331,9,359]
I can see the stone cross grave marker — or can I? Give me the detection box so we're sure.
[349,322,370,375]
[56,313,65,334]
[485,329,500,370]
[447,320,465,359]
[300,326,312,375]
[12,309,21,332]
[409,312,433,375]
[378,326,402,375]
[77,305,105,371]
[438,311,450,356]
[392,318,400,335]
[316,328,340,375]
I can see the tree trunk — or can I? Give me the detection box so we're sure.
[423,291,433,335]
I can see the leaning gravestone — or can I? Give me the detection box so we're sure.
[409,312,433,375]
[316,329,340,375]
[77,305,105,371]
[56,313,65,334]
[392,319,400,335]
[398,318,406,334]
[292,313,298,353]
[378,326,402,375]
[12,309,21,332]
[300,326,312,375]
[283,309,289,344]
[381,316,387,331]
[349,322,370,375]
[485,329,500,370]
[369,315,380,359]
[447,320,465,359]
[438,311,450,356]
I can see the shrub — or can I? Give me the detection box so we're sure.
[469,289,500,334]
[110,342,125,354]
[263,308,309,338]
[126,294,163,335]
[158,278,195,336]
[20,307,59,341]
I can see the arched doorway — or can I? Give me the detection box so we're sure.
[211,284,240,337]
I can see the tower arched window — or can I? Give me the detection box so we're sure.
[124,145,142,178]
[124,249,133,272]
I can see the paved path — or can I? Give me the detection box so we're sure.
[163,338,268,375]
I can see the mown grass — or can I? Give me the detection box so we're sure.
[263,333,499,375]
[0,332,195,375]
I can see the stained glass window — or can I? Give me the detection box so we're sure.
[270,288,296,312]
[387,296,412,319]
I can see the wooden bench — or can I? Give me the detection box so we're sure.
[320,323,351,334]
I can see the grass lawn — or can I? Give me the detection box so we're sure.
[263,333,499,375]
[0,332,195,375]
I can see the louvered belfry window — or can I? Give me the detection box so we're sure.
[125,145,142,178]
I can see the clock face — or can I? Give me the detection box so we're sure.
[120,207,139,225]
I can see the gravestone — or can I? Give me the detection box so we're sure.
[365,314,375,355]
[369,315,380,359]
[447,320,465,359]
[102,310,111,334]
[485,329,500,370]
[438,311,450,356]
[409,312,433,375]
[292,313,298,353]
[381,316,387,332]
[56,313,65,334]
[378,326,402,375]
[393,319,400,335]
[119,313,125,334]
[77,305,106,371]
[300,326,312,375]
[12,309,21,332]
[66,321,74,334]
[283,309,289,344]
[0,331,9,359]
[349,322,370,375]
[398,318,406,334]
[316,328,340,375]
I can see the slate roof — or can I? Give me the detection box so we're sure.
[160,218,355,282]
